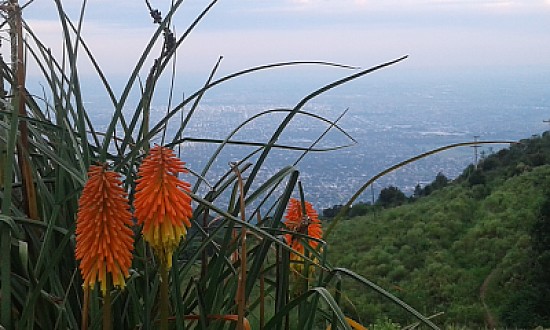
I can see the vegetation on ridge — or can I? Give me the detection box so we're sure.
[327,131,550,327]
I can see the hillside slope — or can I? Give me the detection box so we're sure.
[327,132,550,328]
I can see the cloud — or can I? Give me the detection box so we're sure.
[16,0,550,80]
[249,0,550,13]
[23,19,159,77]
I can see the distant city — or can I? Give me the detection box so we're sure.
[83,68,550,209]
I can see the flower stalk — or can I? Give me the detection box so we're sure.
[231,163,248,330]
[103,284,112,330]
[159,260,170,330]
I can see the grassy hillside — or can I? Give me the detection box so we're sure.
[327,132,550,328]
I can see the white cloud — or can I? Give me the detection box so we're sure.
[23,19,161,77]
[15,0,550,80]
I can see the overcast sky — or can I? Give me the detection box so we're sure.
[19,0,550,78]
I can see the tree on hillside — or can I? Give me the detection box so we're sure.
[433,172,449,188]
[468,168,486,186]
[411,172,449,200]
[322,204,344,218]
[413,184,423,199]
[425,172,449,196]
[480,156,499,171]
[377,186,406,208]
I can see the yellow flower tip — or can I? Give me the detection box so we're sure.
[75,165,134,296]
[135,145,193,268]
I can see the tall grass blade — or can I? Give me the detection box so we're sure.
[0,99,19,328]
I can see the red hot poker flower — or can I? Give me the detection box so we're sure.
[283,198,323,272]
[75,165,134,296]
[134,145,193,268]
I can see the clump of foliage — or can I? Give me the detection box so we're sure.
[376,186,407,208]
[413,172,449,198]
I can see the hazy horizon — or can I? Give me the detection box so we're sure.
[74,65,550,208]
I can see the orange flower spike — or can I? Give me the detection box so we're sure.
[134,145,193,268]
[283,198,322,248]
[75,165,135,296]
[284,198,323,273]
